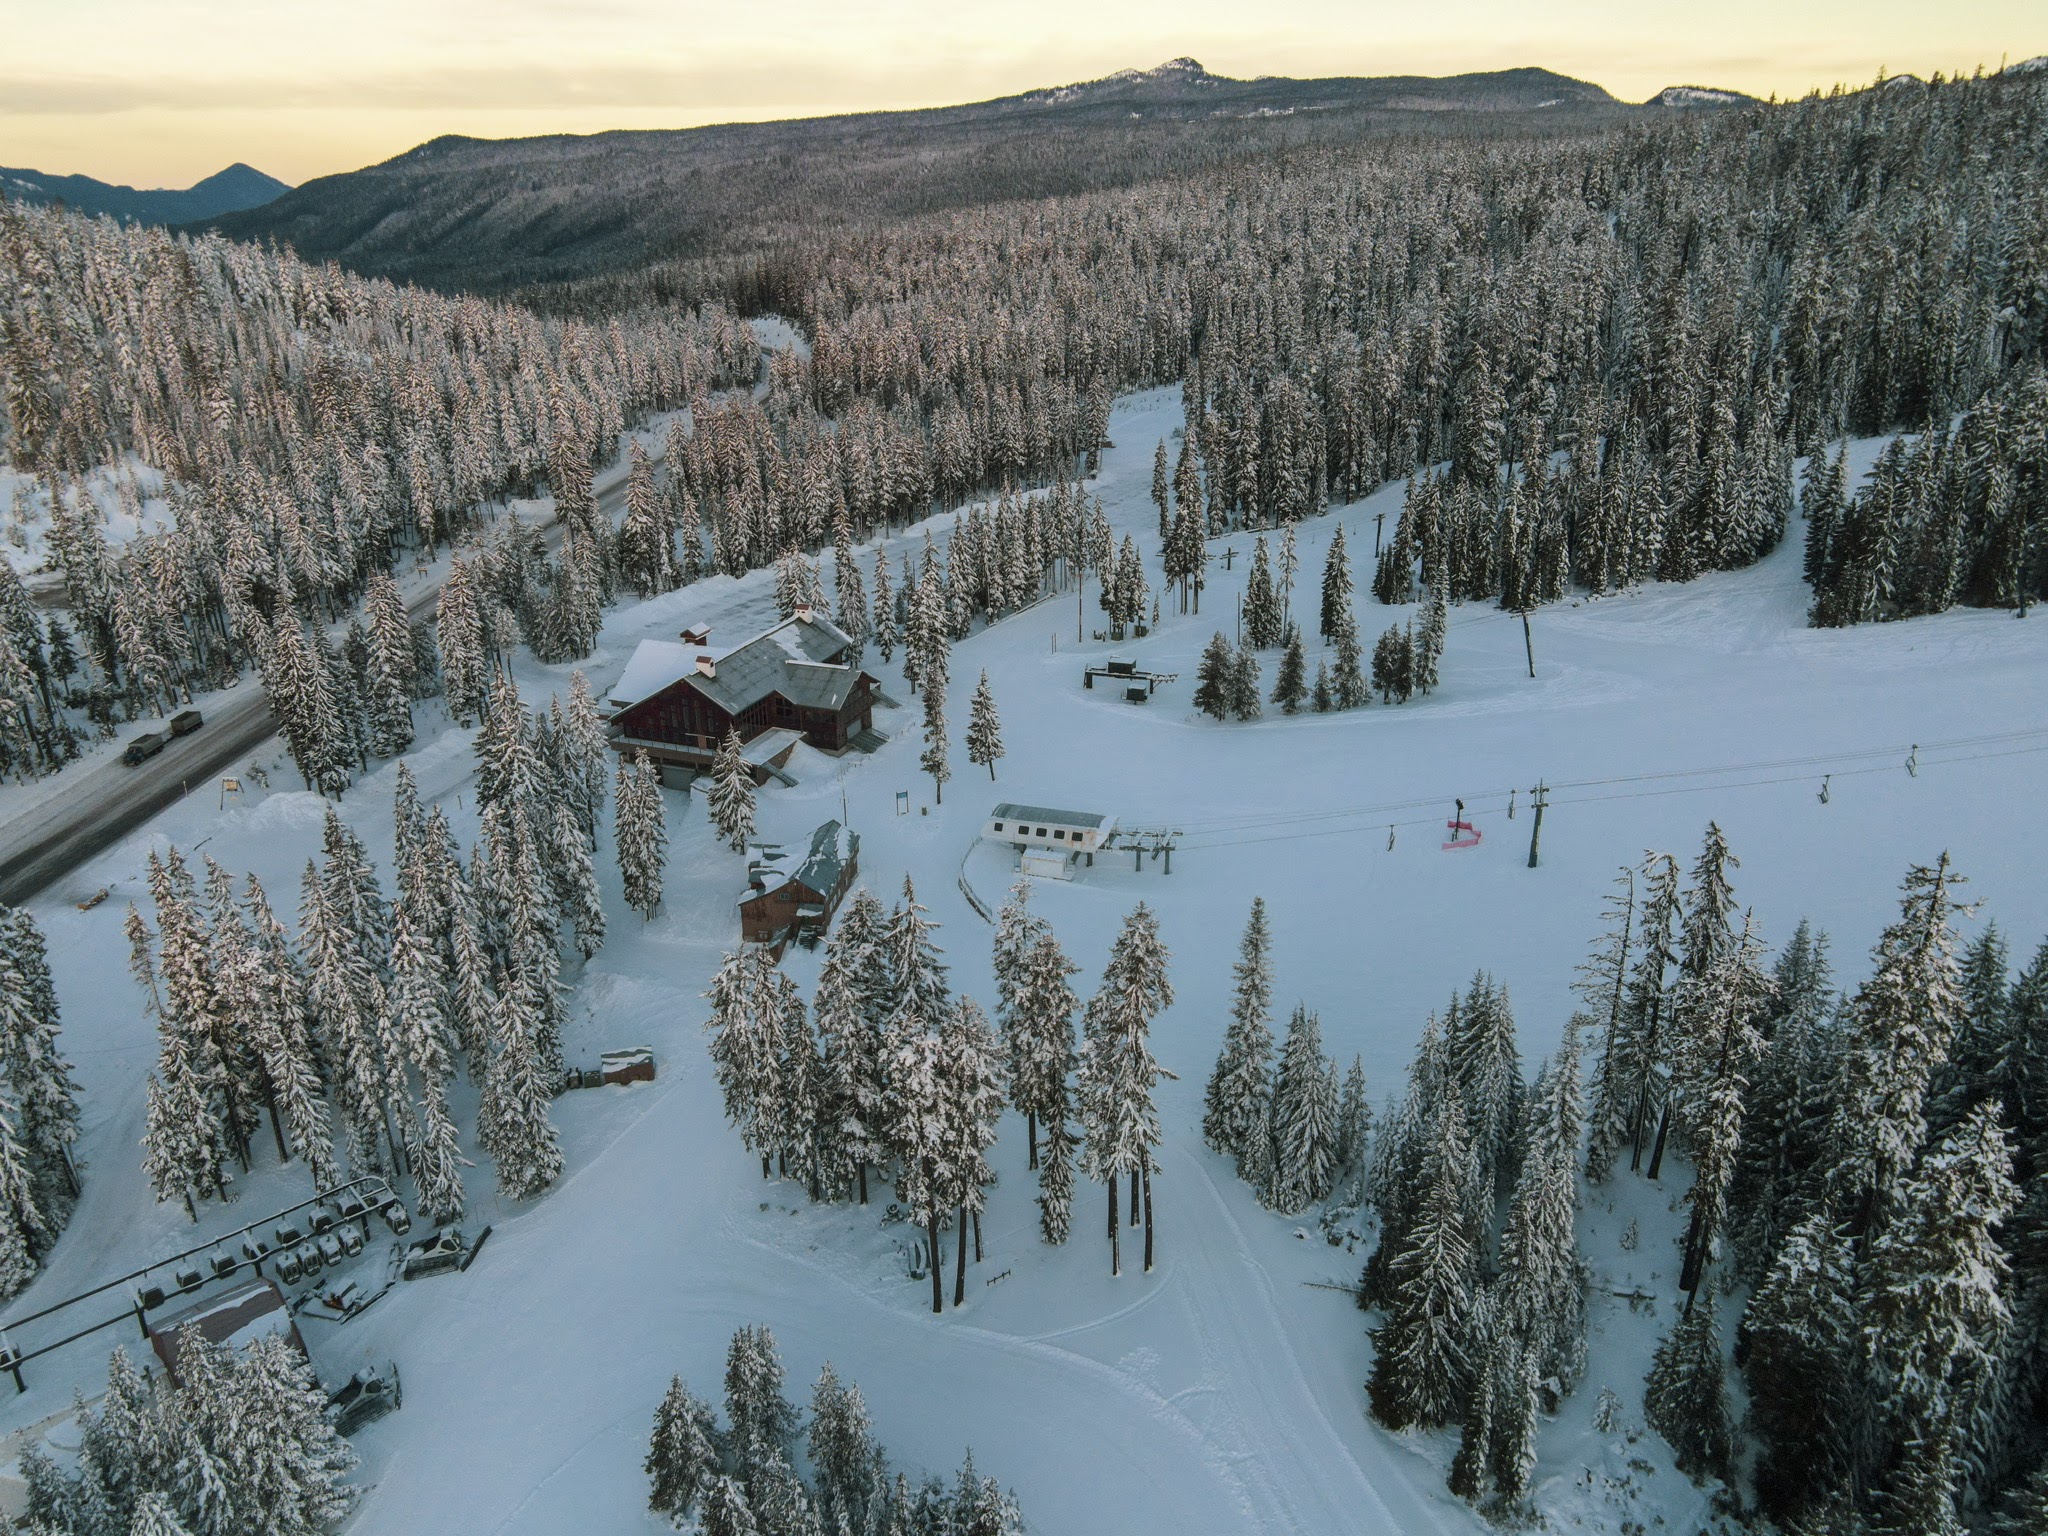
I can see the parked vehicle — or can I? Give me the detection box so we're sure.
[121,733,167,766]
[169,709,203,737]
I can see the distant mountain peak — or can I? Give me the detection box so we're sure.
[1647,84,1757,109]
[0,162,287,225]
[1026,56,1230,103]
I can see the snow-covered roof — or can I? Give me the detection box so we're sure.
[989,803,1107,829]
[741,819,858,906]
[609,612,863,717]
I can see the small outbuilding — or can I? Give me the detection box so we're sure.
[739,820,860,950]
[146,1278,307,1386]
[983,803,1112,866]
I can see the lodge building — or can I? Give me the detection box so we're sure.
[606,609,880,781]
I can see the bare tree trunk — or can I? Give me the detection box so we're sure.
[856,1163,868,1205]
[972,1208,983,1264]
[1107,1178,1120,1277]
[927,1214,943,1315]
[1027,1112,1038,1171]
[1129,1168,1141,1225]
[1142,1159,1156,1273]
[955,1205,969,1308]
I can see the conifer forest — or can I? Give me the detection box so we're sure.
[1,22,2046,1536]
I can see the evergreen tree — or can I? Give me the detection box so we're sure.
[1645,1287,1732,1484]
[1227,642,1262,720]
[920,678,951,804]
[707,729,758,854]
[647,1375,723,1526]
[964,670,1004,780]
[1319,524,1354,641]
[1192,632,1236,721]
[1078,904,1172,1275]
[1331,619,1369,709]
[1271,627,1308,714]
[615,749,669,919]
[1005,931,1078,1174]
[1740,1213,1861,1517]
[1267,1007,1339,1213]
[1367,1097,1477,1431]
[939,997,1005,1307]
[1243,536,1282,647]
[1825,854,1972,1230]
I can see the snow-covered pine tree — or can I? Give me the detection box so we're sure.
[1644,1286,1732,1483]
[647,1374,724,1526]
[1331,618,1369,709]
[614,749,669,920]
[1493,1021,1588,1395]
[1267,1007,1339,1214]
[1859,1100,2016,1473]
[1367,1095,1477,1430]
[1192,631,1236,721]
[965,670,1004,780]
[1587,851,1680,1179]
[362,569,417,757]
[477,981,564,1199]
[1449,971,1522,1199]
[1078,904,1172,1275]
[890,1022,950,1315]
[550,800,606,960]
[1331,1056,1372,1208]
[920,676,951,804]
[1203,899,1275,1165]
[1005,930,1079,1178]
[939,997,1004,1306]
[706,729,757,853]
[807,1362,881,1532]
[1319,524,1353,641]
[0,904,81,1204]
[814,888,891,1204]
[1037,1113,1076,1246]
[1271,627,1308,714]
[1673,916,1772,1297]
[1242,535,1281,647]
[1227,642,1262,720]
[1739,1212,1861,1518]
[1823,853,1972,1232]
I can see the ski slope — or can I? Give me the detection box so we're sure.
[4,387,2046,1534]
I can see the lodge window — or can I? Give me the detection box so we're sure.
[1054,830,1066,840]
[992,821,1004,831]
[1035,827,1047,837]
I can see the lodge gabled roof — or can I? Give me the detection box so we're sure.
[611,611,864,720]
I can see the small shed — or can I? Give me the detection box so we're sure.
[983,803,1112,863]
[146,1278,307,1386]
[738,820,860,949]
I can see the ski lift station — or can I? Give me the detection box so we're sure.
[982,803,1113,880]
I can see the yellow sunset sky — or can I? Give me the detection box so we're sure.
[6,0,2046,189]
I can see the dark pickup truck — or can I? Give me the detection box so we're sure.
[169,710,203,737]
[121,733,167,766]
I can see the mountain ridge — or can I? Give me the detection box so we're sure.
[2,162,288,225]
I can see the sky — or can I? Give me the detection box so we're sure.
[6,0,2045,189]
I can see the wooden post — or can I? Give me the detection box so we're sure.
[1522,611,1535,678]
[1527,782,1548,869]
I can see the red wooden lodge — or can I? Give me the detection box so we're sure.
[606,609,879,783]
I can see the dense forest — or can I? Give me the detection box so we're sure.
[3,68,2044,789]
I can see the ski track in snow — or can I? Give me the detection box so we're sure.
[6,383,2048,1533]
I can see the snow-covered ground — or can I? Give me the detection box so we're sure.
[4,386,2046,1533]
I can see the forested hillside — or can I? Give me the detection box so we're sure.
[197,61,1634,296]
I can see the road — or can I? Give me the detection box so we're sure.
[0,446,650,907]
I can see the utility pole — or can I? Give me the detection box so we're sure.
[1374,510,1386,557]
[1527,781,1548,868]
[1521,611,1535,679]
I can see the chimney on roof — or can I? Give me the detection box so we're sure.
[793,604,813,624]
[681,623,711,646]
[695,653,716,678]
